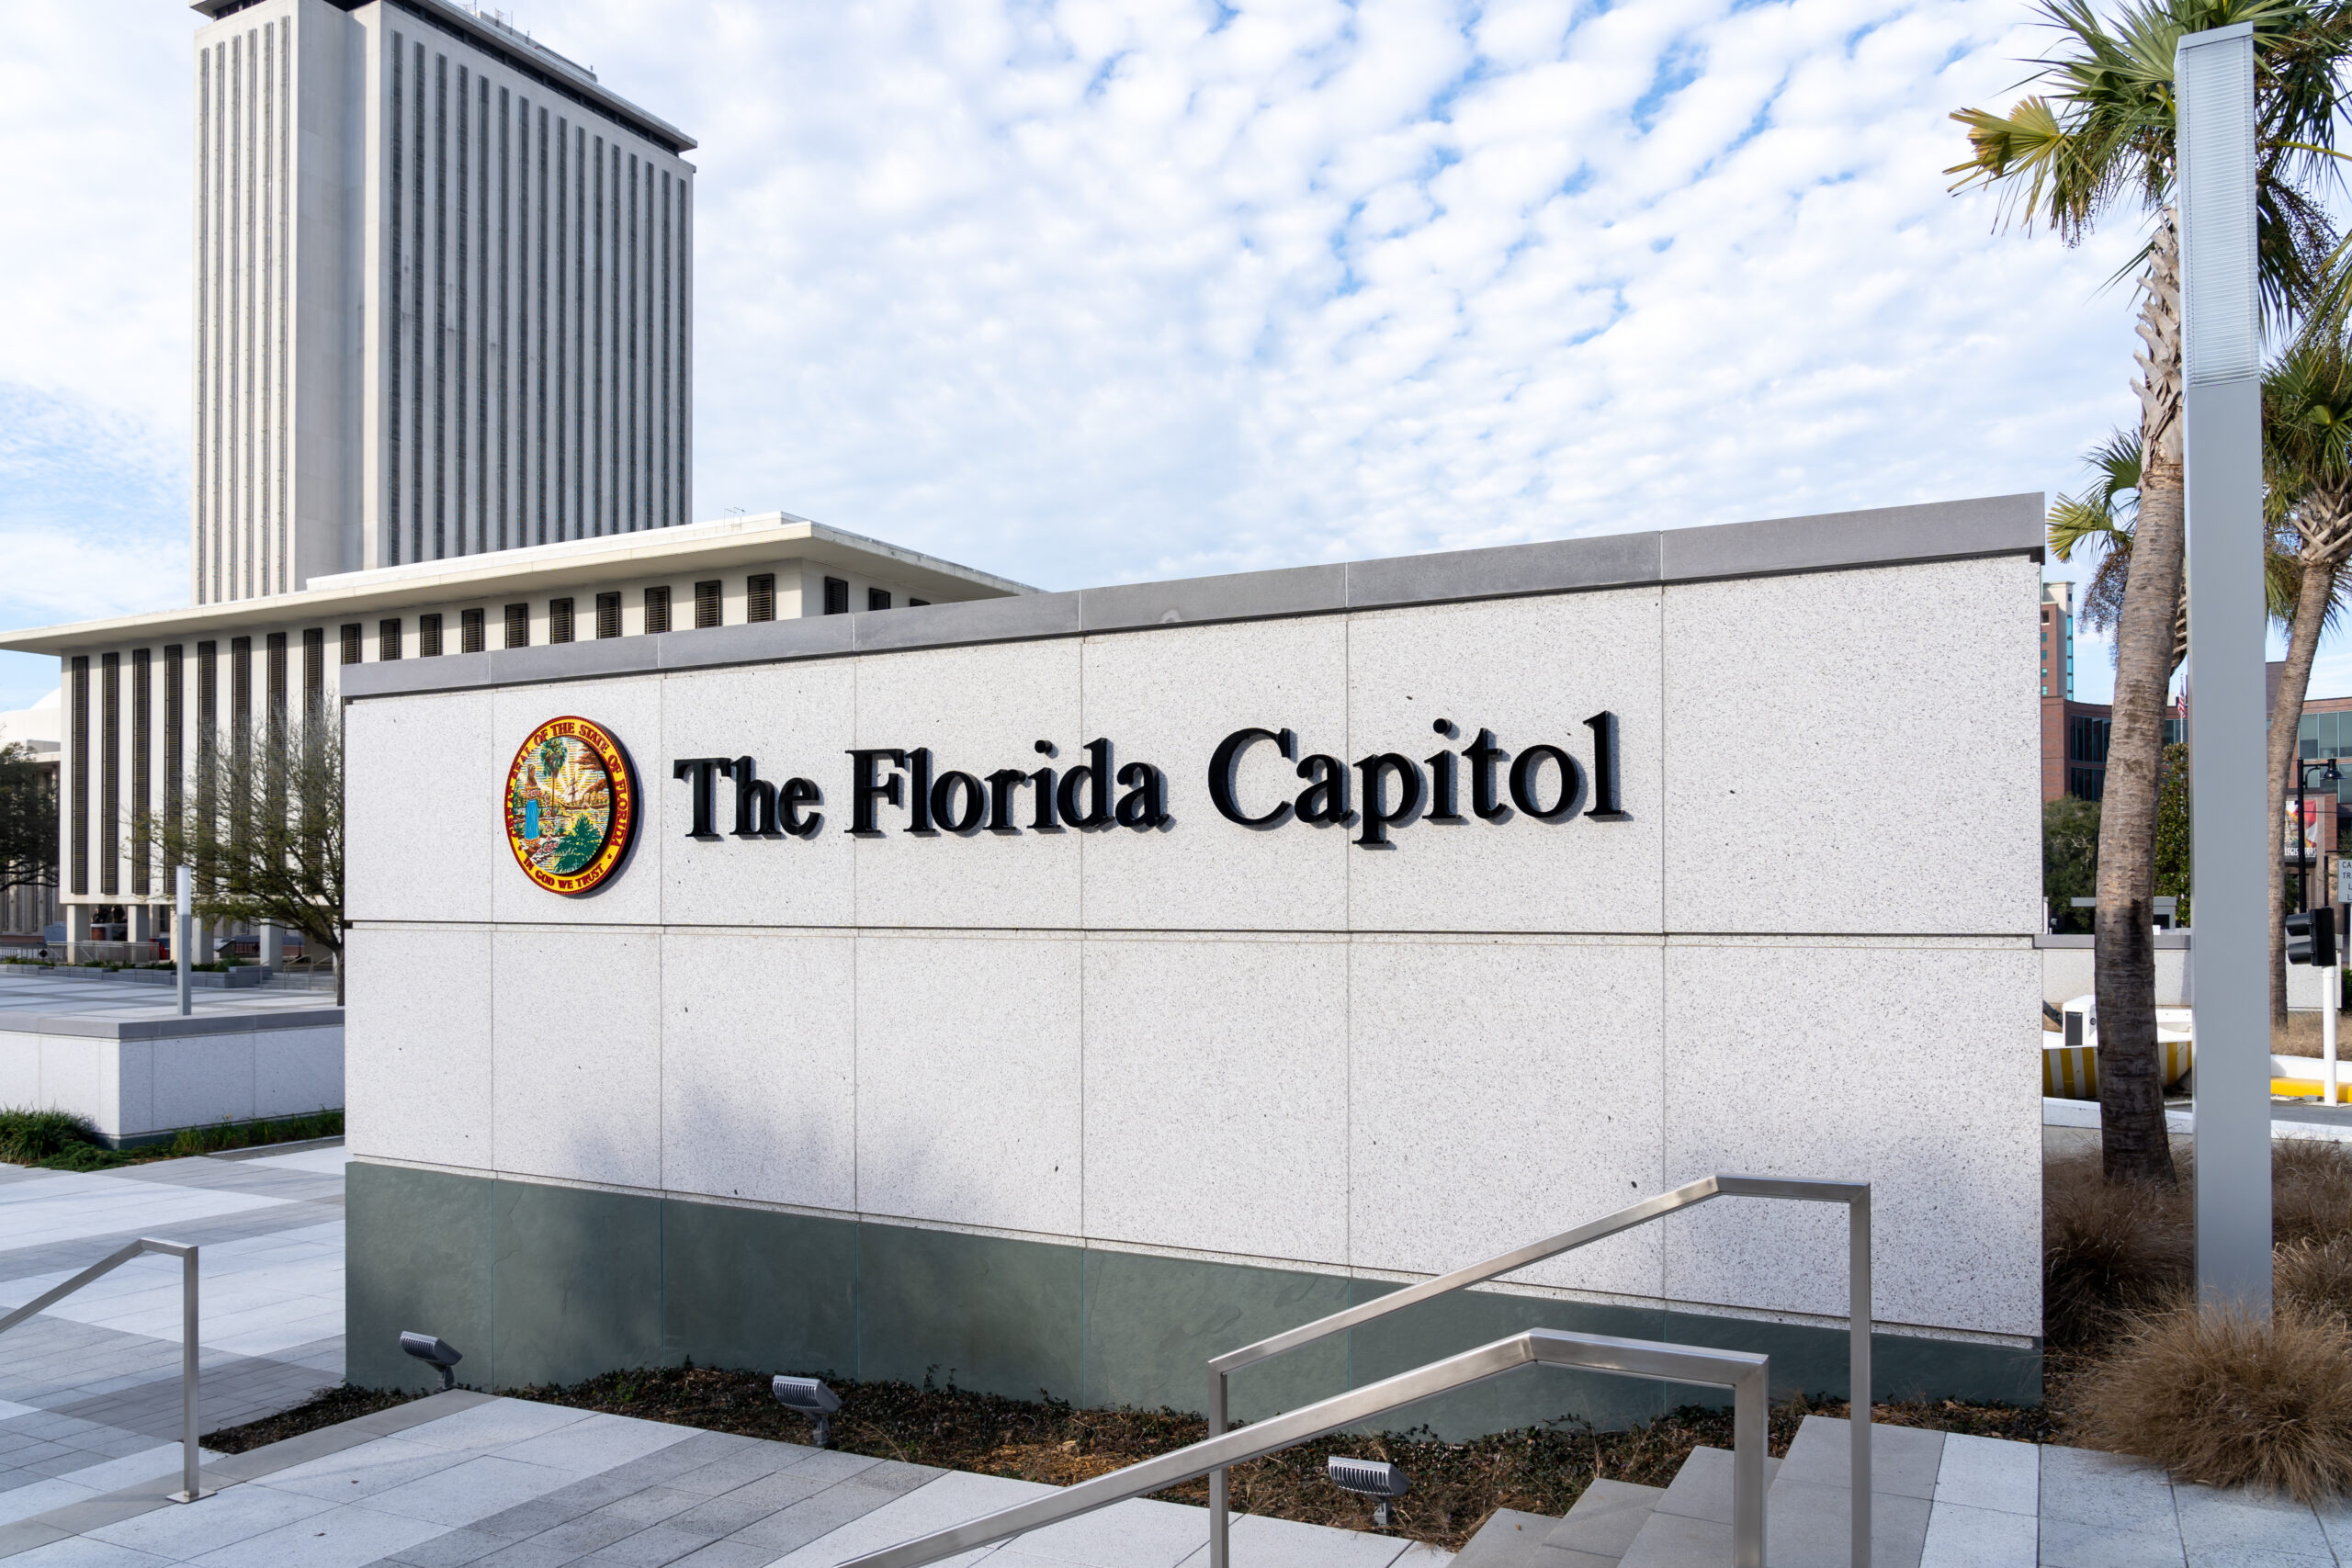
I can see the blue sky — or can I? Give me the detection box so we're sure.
[0,0,2303,712]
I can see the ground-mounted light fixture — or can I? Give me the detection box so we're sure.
[1326,1455,1410,1529]
[772,1375,842,1449]
[400,1331,463,1391]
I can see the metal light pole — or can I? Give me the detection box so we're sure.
[2180,22,2272,1314]
[175,866,192,1018]
[2296,760,2340,912]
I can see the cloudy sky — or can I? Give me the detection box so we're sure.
[0,0,2304,711]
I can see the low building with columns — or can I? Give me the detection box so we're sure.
[0,514,1026,957]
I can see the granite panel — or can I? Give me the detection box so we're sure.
[1077,1247,1353,1420]
[345,925,494,1168]
[1344,531,1663,608]
[492,929,662,1189]
[1077,617,1350,931]
[1341,1282,1673,1438]
[855,1221,1083,1401]
[491,677,668,927]
[657,663,855,929]
[345,1162,498,1392]
[490,637,661,686]
[1661,940,2042,1339]
[30,1032,105,1132]
[850,640,1083,931]
[852,592,1082,653]
[1345,591,1663,933]
[1661,557,2041,935]
[1080,935,1350,1262]
[661,931,856,1212]
[658,1201,859,1380]
[1080,564,1347,632]
[492,1179,666,1388]
[1658,494,2041,582]
[250,1026,345,1119]
[148,1032,254,1128]
[854,933,1082,1234]
[345,689,498,923]
[1347,937,1666,1299]
[0,1027,40,1109]
[114,1039,153,1136]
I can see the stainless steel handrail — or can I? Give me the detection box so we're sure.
[0,1238,210,1503]
[835,1327,1770,1568]
[1207,1173,1870,1568]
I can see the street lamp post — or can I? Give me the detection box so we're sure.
[2296,759,2341,915]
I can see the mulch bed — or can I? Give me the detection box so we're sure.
[205,1366,2050,1550]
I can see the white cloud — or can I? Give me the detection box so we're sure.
[0,0,2188,714]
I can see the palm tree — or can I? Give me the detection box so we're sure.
[1951,0,2348,1183]
[2049,430,2187,668]
[2264,328,2352,1021]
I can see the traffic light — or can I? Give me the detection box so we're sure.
[2288,907,2338,966]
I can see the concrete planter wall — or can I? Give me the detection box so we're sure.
[0,1007,345,1145]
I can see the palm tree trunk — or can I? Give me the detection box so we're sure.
[2268,536,2348,1027]
[2096,214,2182,1185]
[2271,566,2328,1022]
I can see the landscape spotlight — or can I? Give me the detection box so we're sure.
[1326,1456,1410,1529]
[399,1332,463,1391]
[772,1375,842,1448]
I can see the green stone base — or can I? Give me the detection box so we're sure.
[346,1164,2041,1435]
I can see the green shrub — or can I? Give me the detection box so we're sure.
[36,1142,135,1171]
[165,1110,342,1157]
[0,1107,103,1164]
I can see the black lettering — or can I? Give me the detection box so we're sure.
[932,770,985,832]
[780,777,822,838]
[1030,765,1061,829]
[1354,753,1423,847]
[1207,728,1295,827]
[731,755,778,837]
[1464,728,1509,820]
[1585,711,1629,818]
[987,768,1028,832]
[1424,747,1462,821]
[845,749,908,836]
[1295,753,1349,825]
[907,747,935,833]
[671,757,730,838]
[1114,761,1168,828]
[1057,738,1113,827]
[1509,743,1583,819]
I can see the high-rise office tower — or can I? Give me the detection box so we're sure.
[189,0,695,602]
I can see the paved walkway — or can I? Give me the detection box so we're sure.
[0,1145,347,1530]
[0,1391,1451,1567]
[10,1141,2352,1565]
[0,969,336,1022]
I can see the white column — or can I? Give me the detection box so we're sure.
[260,921,283,974]
[2180,20,2272,1314]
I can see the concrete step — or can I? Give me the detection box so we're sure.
[1618,1446,1781,1568]
[1452,1507,1567,1567]
[1614,1416,1947,1568]
[1453,1478,1665,1567]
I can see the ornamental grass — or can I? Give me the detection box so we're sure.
[2041,1150,2191,1348]
[2075,1302,2352,1502]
